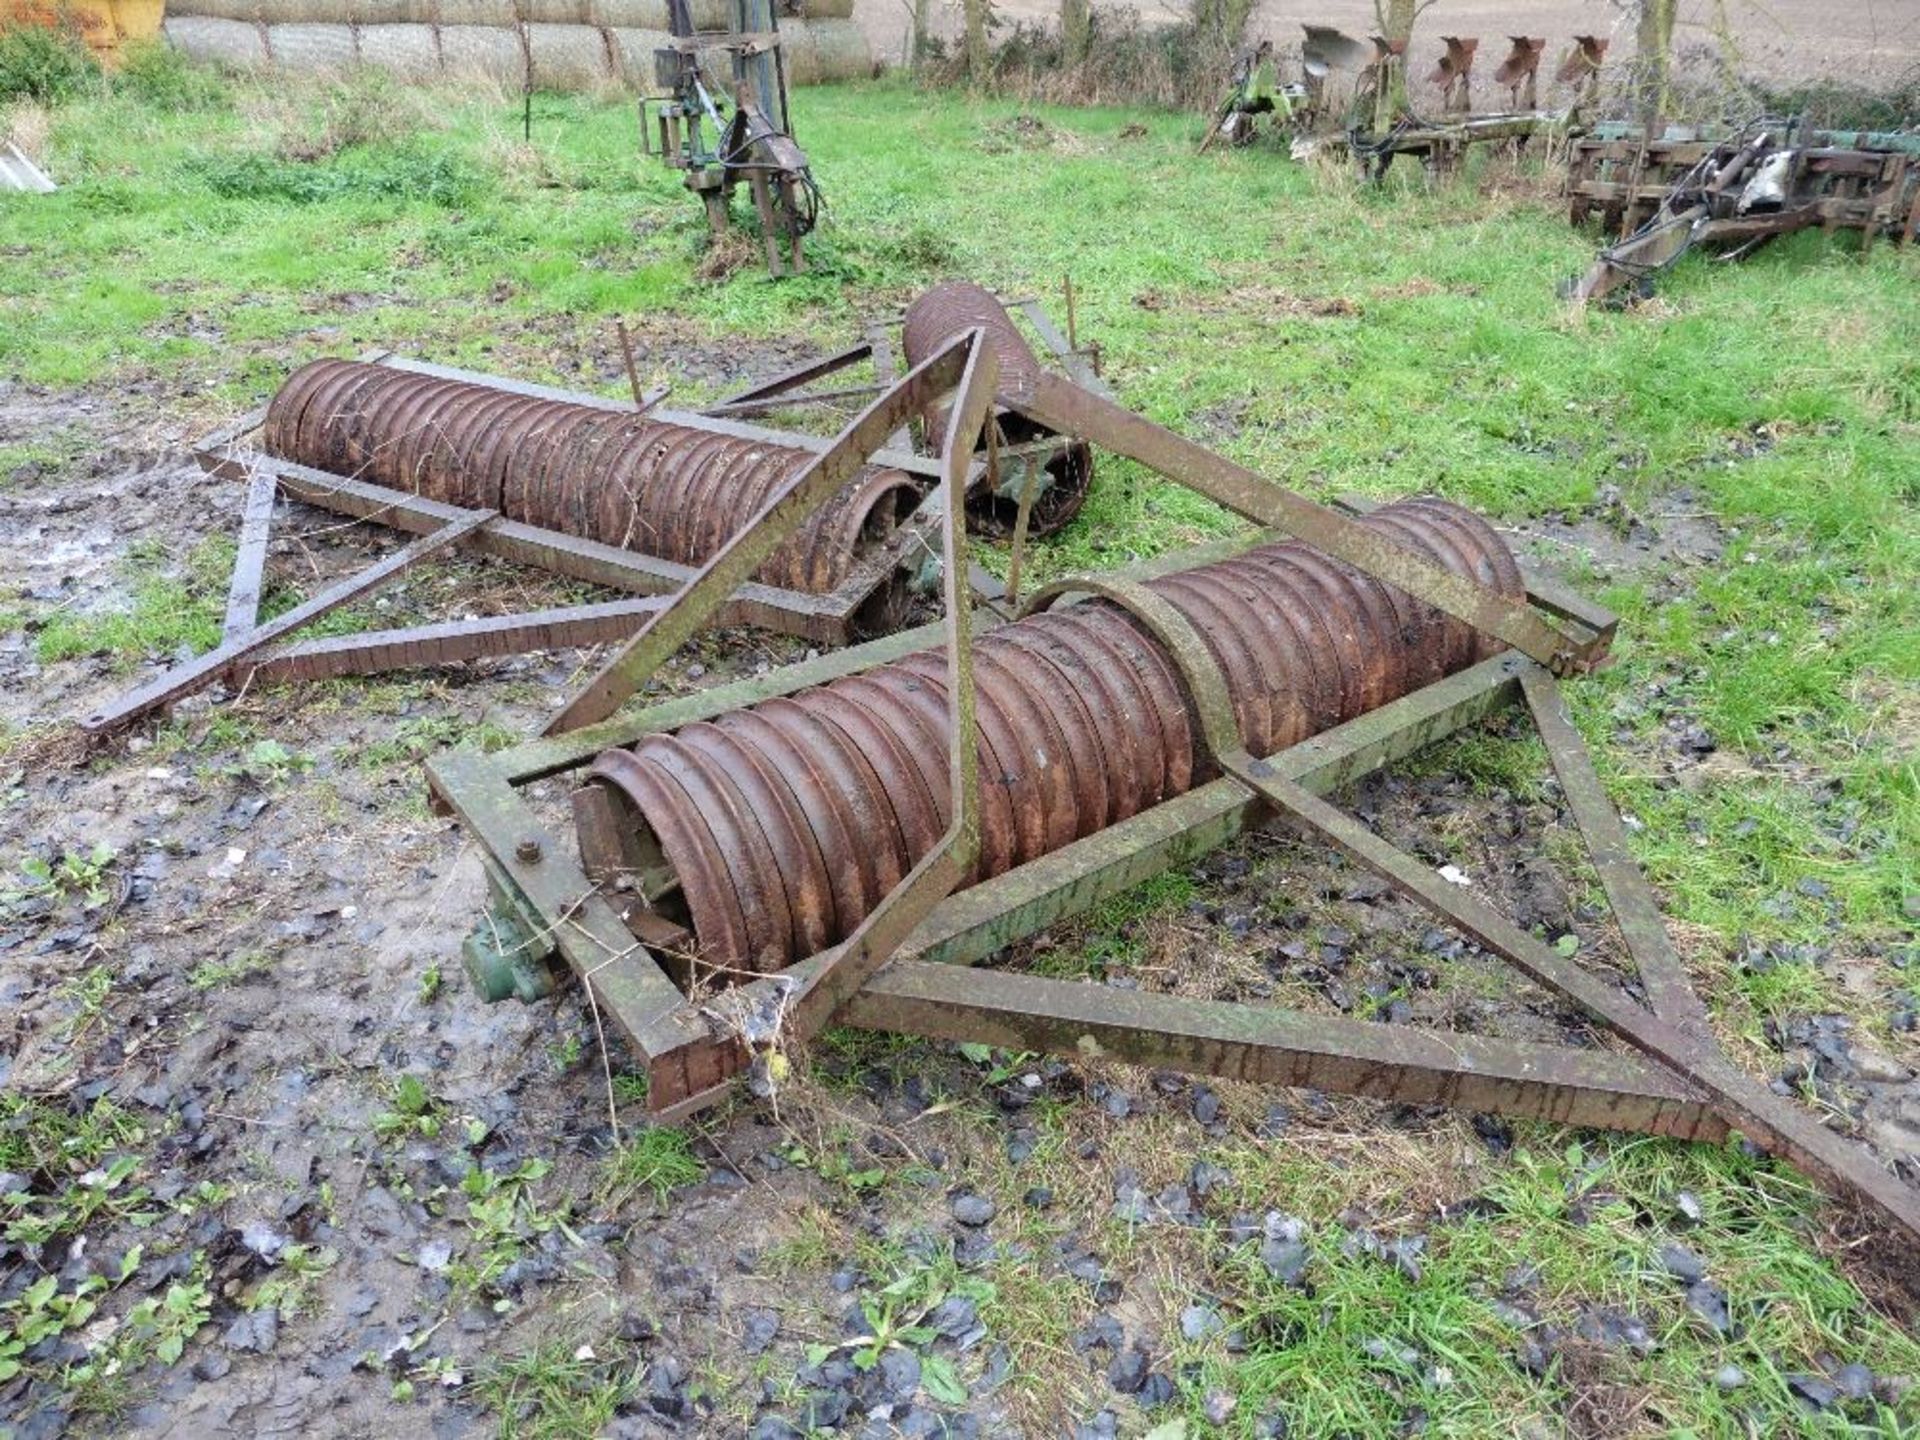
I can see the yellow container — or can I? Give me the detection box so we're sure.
[4,0,165,65]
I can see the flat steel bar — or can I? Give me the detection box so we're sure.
[708,342,872,408]
[194,451,874,644]
[222,466,279,643]
[842,961,1727,1141]
[427,749,717,1096]
[701,384,889,418]
[1253,770,1920,1246]
[1521,668,1710,1033]
[83,508,497,734]
[864,323,914,454]
[545,340,976,734]
[1003,371,1599,672]
[243,596,673,684]
[778,331,996,1040]
[1015,298,1111,396]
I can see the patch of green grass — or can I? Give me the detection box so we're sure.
[472,1340,634,1439]
[35,537,233,667]
[597,1126,704,1208]
[1187,1134,1920,1439]
[188,951,274,990]
[1034,867,1196,977]
[0,1093,146,1177]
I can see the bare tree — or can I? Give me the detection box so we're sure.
[1373,0,1438,115]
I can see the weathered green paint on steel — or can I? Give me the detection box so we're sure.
[1248,760,1920,1249]
[1521,668,1709,1034]
[842,961,1727,1141]
[425,747,703,1068]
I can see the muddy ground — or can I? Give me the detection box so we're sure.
[2,336,1917,1439]
[868,0,1920,93]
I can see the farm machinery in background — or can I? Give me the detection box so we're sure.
[1565,120,1920,302]
[1203,26,1607,177]
[640,0,819,276]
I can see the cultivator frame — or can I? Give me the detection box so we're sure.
[81,353,970,735]
[1567,122,1920,302]
[427,334,1920,1245]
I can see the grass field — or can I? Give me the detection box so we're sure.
[3,45,1918,1439]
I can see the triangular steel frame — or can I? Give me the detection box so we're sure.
[421,352,1920,1248]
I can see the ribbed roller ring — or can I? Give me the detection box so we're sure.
[260,359,922,594]
[582,498,1524,975]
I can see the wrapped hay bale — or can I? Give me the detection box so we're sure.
[255,0,351,19]
[520,0,589,22]
[774,15,817,84]
[349,0,434,23]
[589,0,667,26]
[608,25,670,86]
[524,22,613,87]
[798,16,868,81]
[796,0,851,20]
[164,14,270,64]
[440,22,526,78]
[163,0,263,21]
[265,19,359,65]
[683,0,728,28]
[354,21,442,75]
[435,0,516,23]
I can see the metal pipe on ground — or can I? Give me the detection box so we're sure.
[261,358,922,594]
[578,497,1524,974]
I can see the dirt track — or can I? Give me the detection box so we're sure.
[863,0,1920,93]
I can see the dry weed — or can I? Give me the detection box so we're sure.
[4,100,51,162]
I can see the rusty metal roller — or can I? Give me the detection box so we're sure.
[902,280,1092,538]
[903,281,1044,428]
[580,498,1524,975]
[260,359,922,594]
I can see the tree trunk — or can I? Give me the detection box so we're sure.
[1636,0,1677,124]
[911,0,930,71]
[1377,0,1414,121]
[962,0,989,81]
[1060,0,1089,68]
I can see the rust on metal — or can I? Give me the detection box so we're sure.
[901,281,1093,538]
[1566,124,1920,302]
[579,499,1520,975]
[1429,36,1478,115]
[262,359,920,595]
[1492,35,1544,109]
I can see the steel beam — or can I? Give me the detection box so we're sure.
[84,508,497,734]
[843,961,1726,1141]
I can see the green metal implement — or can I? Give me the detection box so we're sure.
[425,355,1919,1248]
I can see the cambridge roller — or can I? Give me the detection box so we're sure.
[262,359,922,593]
[577,498,1524,974]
